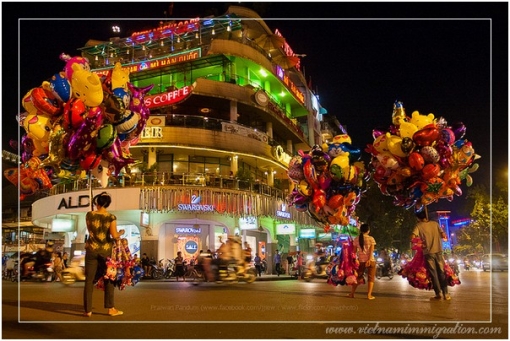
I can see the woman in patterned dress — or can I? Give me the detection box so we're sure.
[83,192,125,317]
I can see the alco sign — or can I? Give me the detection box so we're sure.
[57,195,90,210]
[276,223,295,235]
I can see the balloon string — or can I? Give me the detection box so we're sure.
[89,170,93,210]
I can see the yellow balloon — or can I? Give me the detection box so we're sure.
[372,134,389,153]
[111,62,130,91]
[398,120,418,139]
[409,111,435,130]
[386,133,407,157]
[21,89,38,115]
[70,63,103,107]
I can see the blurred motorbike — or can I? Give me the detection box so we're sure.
[303,256,328,282]
[61,255,86,285]
[448,257,460,276]
[20,250,54,282]
[376,257,394,279]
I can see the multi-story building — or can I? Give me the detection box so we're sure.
[20,6,343,271]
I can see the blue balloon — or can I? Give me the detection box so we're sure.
[50,72,72,102]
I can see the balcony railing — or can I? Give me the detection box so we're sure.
[49,172,287,200]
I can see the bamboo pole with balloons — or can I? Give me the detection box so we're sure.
[4,54,154,200]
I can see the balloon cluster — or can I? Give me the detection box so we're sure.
[327,239,361,286]
[366,101,480,209]
[399,237,460,290]
[5,54,154,199]
[286,133,369,230]
[398,237,433,290]
[95,238,141,291]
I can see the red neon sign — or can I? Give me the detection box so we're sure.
[144,85,194,109]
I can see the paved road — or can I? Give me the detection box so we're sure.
[2,270,507,339]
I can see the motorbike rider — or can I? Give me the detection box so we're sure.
[22,241,54,279]
[379,248,392,276]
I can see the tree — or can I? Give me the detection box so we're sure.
[455,184,508,254]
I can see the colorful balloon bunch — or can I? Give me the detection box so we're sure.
[5,54,154,199]
[286,134,369,229]
[95,238,140,291]
[398,237,461,290]
[398,237,433,290]
[366,101,480,209]
[326,239,360,286]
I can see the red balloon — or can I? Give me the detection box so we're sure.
[63,98,86,130]
[413,126,440,147]
[80,152,102,171]
[408,152,425,171]
[31,87,62,117]
[421,164,440,180]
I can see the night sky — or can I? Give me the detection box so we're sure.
[2,2,507,218]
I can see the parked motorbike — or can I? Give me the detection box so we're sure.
[61,255,86,285]
[144,262,164,280]
[376,257,394,279]
[160,259,175,279]
[303,257,328,282]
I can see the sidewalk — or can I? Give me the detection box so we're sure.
[255,274,298,281]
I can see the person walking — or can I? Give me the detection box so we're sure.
[62,252,68,269]
[83,192,125,317]
[349,223,376,300]
[296,251,303,278]
[274,250,282,276]
[254,253,262,277]
[412,208,450,301]
[53,252,64,282]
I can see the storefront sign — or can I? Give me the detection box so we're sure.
[94,49,201,77]
[239,216,257,230]
[317,233,332,242]
[141,126,163,139]
[299,229,316,238]
[177,203,215,212]
[51,218,75,232]
[276,210,291,219]
[222,122,268,143]
[276,223,295,235]
[144,85,193,109]
[185,240,198,254]
[57,195,90,210]
[176,227,202,234]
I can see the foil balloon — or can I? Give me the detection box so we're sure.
[39,123,66,171]
[21,89,38,115]
[47,71,72,102]
[451,122,466,141]
[400,137,415,154]
[90,160,111,188]
[126,83,155,140]
[409,111,435,130]
[62,98,87,130]
[102,137,135,175]
[420,146,440,164]
[398,120,418,139]
[31,87,62,117]
[391,100,406,126]
[23,113,52,157]
[69,61,103,107]
[111,62,130,91]
[59,53,90,81]
[408,152,425,171]
[412,125,440,147]
[67,107,103,160]
[385,133,406,157]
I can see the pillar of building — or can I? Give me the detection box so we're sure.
[148,147,157,168]
[266,121,273,139]
[230,155,238,175]
[286,139,293,155]
[230,100,238,122]
[267,168,274,186]
[307,113,315,146]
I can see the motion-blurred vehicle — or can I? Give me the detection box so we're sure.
[376,257,394,279]
[61,255,85,285]
[481,254,508,272]
[303,255,328,282]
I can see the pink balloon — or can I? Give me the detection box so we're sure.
[67,107,103,161]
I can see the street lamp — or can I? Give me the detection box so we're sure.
[112,26,120,34]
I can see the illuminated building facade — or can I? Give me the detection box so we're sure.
[28,6,341,269]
